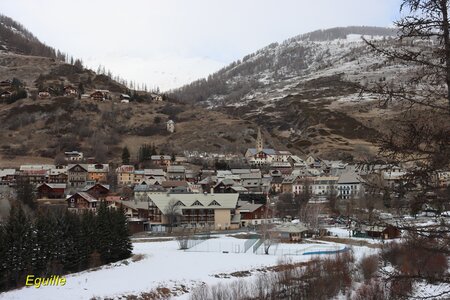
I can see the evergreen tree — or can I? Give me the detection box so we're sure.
[3,204,33,288]
[0,222,6,290]
[111,206,132,260]
[33,209,56,276]
[96,201,113,264]
[80,210,98,269]
[61,211,82,273]
[15,177,36,210]
[122,146,131,165]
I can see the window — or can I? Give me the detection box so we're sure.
[191,200,203,206]
[208,200,221,206]
[175,201,185,206]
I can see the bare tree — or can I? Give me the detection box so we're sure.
[299,203,322,233]
[164,198,181,234]
[363,0,450,297]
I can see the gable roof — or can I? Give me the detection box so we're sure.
[69,192,97,203]
[68,164,88,172]
[337,172,364,184]
[246,148,277,156]
[150,193,239,211]
[38,183,67,190]
[237,200,263,213]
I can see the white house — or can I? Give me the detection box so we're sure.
[167,120,175,133]
[337,172,364,199]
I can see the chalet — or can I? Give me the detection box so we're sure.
[64,151,83,161]
[0,169,16,186]
[213,179,235,192]
[87,163,109,183]
[281,176,296,194]
[167,165,186,181]
[152,95,163,102]
[337,172,364,199]
[133,170,146,185]
[63,86,77,97]
[352,224,401,240]
[436,171,450,188]
[67,192,98,212]
[273,150,292,162]
[134,184,166,200]
[37,183,66,199]
[120,94,130,101]
[0,79,12,88]
[382,170,407,189]
[144,169,166,182]
[84,183,110,200]
[245,148,276,166]
[270,175,284,193]
[166,120,175,133]
[19,169,47,185]
[151,155,171,168]
[161,180,188,190]
[148,193,240,230]
[67,164,89,187]
[90,91,104,101]
[198,176,216,193]
[237,201,273,226]
[116,165,135,186]
[38,91,51,99]
[0,91,12,100]
[48,167,68,184]
[270,223,309,242]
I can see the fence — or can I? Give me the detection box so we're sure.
[244,238,258,253]
[254,243,348,256]
[252,239,264,253]
[303,246,349,256]
[186,237,207,249]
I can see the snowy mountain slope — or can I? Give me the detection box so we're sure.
[171,26,417,159]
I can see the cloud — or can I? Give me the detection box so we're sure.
[2,0,402,90]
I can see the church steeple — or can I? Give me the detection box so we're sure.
[256,127,264,152]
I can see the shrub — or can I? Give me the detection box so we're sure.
[359,254,379,281]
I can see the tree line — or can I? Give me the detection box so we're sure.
[0,202,132,292]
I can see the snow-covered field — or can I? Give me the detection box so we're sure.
[0,235,376,300]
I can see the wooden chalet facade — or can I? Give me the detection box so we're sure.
[64,86,77,97]
[353,225,401,240]
[237,201,273,226]
[87,163,109,183]
[67,164,88,187]
[84,183,110,200]
[67,192,98,212]
[90,91,104,101]
[37,183,66,199]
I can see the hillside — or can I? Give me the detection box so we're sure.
[0,19,417,164]
[0,14,64,59]
[171,26,415,158]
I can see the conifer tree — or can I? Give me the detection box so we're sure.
[122,146,131,165]
[96,201,113,264]
[15,177,36,210]
[3,204,33,287]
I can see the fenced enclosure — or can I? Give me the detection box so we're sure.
[186,236,258,253]
[253,242,347,256]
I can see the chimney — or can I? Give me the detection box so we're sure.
[210,187,214,195]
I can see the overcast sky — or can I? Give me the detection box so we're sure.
[3,0,402,91]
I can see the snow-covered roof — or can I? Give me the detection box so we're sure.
[150,193,239,211]
[246,148,277,155]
